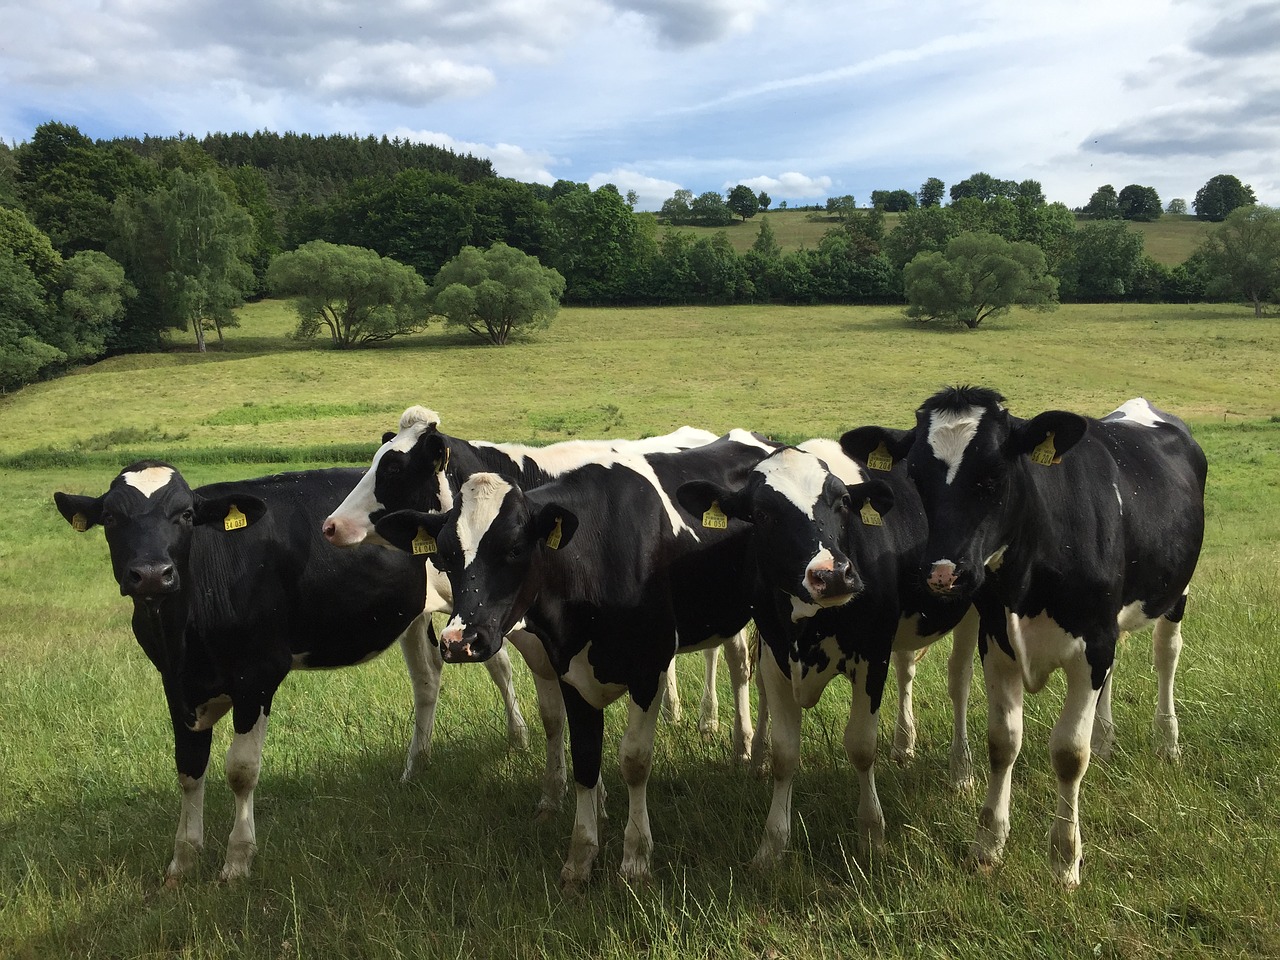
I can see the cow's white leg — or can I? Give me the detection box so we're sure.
[753,654,801,867]
[697,648,720,734]
[948,609,979,790]
[750,663,771,778]
[846,667,886,852]
[618,697,664,883]
[662,666,682,723]
[971,642,1023,870]
[891,648,918,764]
[483,643,530,749]
[398,616,442,781]
[1091,670,1116,761]
[722,630,755,764]
[1049,654,1100,890]
[220,709,268,881]
[167,773,206,882]
[531,669,568,819]
[1152,614,1183,760]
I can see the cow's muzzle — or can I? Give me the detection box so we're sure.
[439,618,500,663]
[805,555,862,606]
[125,561,179,597]
[926,560,962,596]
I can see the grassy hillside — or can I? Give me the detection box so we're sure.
[2,302,1277,959]
[653,209,1214,266]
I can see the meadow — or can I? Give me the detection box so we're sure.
[1,300,1277,959]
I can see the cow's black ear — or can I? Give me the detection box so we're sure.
[418,432,451,474]
[54,491,103,532]
[536,504,578,551]
[840,426,915,472]
[375,509,447,554]
[676,480,733,519]
[846,479,895,518]
[381,431,398,445]
[1007,411,1088,464]
[192,494,269,530]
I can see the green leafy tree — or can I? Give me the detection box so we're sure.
[546,184,654,302]
[0,249,61,390]
[918,177,945,208]
[870,189,916,212]
[690,191,734,227]
[882,205,960,271]
[1060,220,1146,300]
[1084,184,1121,219]
[427,242,565,345]
[751,217,782,259]
[1194,174,1256,221]
[1166,198,1188,215]
[1196,205,1280,316]
[54,250,134,361]
[1014,180,1045,205]
[1118,184,1163,222]
[268,240,428,348]
[1015,201,1077,276]
[726,184,760,221]
[949,172,1004,203]
[660,189,694,225]
[903,231,1058,328]
[757,191,771,212]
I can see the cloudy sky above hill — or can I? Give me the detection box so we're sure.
[2,0,1276,211]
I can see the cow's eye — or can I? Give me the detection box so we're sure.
[179,509,194,524]
[838,494,852,513]
[507,541,526,561]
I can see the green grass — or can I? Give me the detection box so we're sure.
[655,209,1212,265]
[1,301,1278,958]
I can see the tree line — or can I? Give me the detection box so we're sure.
[1,121,1276,391]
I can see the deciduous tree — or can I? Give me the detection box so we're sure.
[903,231,1058,328]
[1194,174,1256,221]
[427,242,565,345]
[1196,205,1280,316]
[1084,184,1120,219]
[1118,184,1163,222]
[918,177,945,208]
[726,184,760,221]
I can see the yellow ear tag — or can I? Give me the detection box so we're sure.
[860,500,883,527]
[435,447,450,473]
[1030,432,1060,466]
[866,442,894,472]
[545,517,564,550]
[224,504,248,531]
[701,502,728,530]
[72,513,88,532]
[412,527,438,555]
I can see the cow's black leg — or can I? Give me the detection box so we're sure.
[167,721,213,884]
[559,682,605,887]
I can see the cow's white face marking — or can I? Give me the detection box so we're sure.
[926,407,983,485]
[797,437,866,486]
[1109,398,1165,427]
[123,465,175,498]
[457,473,514,567]
[757,448,828,520]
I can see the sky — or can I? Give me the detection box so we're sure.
[2,0,1277,213]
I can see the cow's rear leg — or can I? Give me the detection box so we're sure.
[752,654,800,867]
[970,642,1023,871]
[560,685,605,888]
[398,615,443,780]
[1091,670,1116,761]
[220,707,269,881]
[166,724,213,885]
[661,667,682,723]
[697,647,720,734]
[891,648,919,764]
[483,642,530,749]
[1152,604,1185,760]
[947,609,979,790]
[618,696,664,883]
[846,665,886,853]
[721,630,755,764]
[1049,654,1103,890]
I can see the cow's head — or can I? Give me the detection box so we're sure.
[55,461,267,600]
[677,445,892,621]
[842,386,1086,600]
[374,473,577,663]
[323,406,452,548]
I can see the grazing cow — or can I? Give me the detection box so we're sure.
[841,387,1206,887]
[55,462,528,883]
[373,432,778,884]
[677,439,976,865]
[322,408,756,813]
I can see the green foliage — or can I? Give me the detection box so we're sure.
[1118,183,1163,222]
[1196,204,1280,316]
[903,231,1058,328]
[870,189,916,212]
[0,249,60,390]
[546,185,652,303]
[428,241,565,345]
[1194,174,1256,221]
[726,184,760,221]
[918,176,945,207]
[1083,184,1121,219]
[1167,198,1188,215]
[0,205,62,291]
[269,240,429,348]
[54,250,134,360]
[1061,220,1148,301]
[690,190,734,227]
[882,205,961,271]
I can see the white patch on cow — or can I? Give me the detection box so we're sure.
[1117,600,1153,633]
[725,428,776,453]
[984,544,1008,570]
[123,465,175,498]
[1114,483,1124,512]
[563,640,628,710]
[1006,611,1085,694]
[757,448,827,520]
[489,426,717,478]
[797,437,867,485]
[789,633,843,708]
[926,407,984,485]
[457,473,514,567]
[191,695,232,731]
[790,596,823,622]
[1108,398,1165,427]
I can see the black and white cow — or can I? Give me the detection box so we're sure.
[322,408,756,814]
[842,387,1207,887]
[677,439,976,865]
[373,431,778,885]
[55,462,528,883]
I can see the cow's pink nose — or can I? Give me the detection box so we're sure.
[928,562,957,592]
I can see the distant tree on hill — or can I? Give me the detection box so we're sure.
[691,191,734,227]
[757,191,771,212]
[1194,174,1255,222]
[726,184,760,221]
[1083,184,1121,219]
[949,172,1011,203]
[269,240,428,348]
[1118,184,1163,221]
[1166,198,1188,215]
[870,189,916,212]
[1196,205,1280,316]
[1060,220,1147,300]
[660,189,694,224]
[903,231,1057,328]
[918,177,946,208]
[427,242,565,345]
[1014,180,1045,205]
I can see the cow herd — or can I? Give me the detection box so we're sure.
[55,386,1207,891]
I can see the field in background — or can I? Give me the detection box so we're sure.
[2,302,1277,959]
[653,209,1214,265]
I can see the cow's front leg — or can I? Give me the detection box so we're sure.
[752,654,800,867]
[891,648,918,764]
[220,705,269,881]
[398,615,443,780]
[948,608,979,790]
[1049,653,1104,890]
[506,628,569,818]
[560,684,605,888]
[483,642,530,749]
[166,723,213,885]
[1152,608,1184,760]
[846,664,885,853]
[971,639,1023,870]
[722,630,755,764]
[618,693,664,883]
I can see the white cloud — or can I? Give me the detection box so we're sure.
[587,169,683,209]
[392,128,558,183]
[735,173,833,201]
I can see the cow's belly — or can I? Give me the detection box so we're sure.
[1117,599,1155,634]
[1006,611,1085,693]
[790,634,845,709]
[563,641,628,710]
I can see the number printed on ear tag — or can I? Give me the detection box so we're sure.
[702,502,728,529]
[1031,432,1060,466]
[72,513,88,532]
[412,528,438,555]
[866,442,893,472]
[545,517,564,549]
[859,500,883,527]
[224,505,248,531]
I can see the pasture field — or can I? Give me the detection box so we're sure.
[653,209,1213,266]
[1,301,1278,959]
